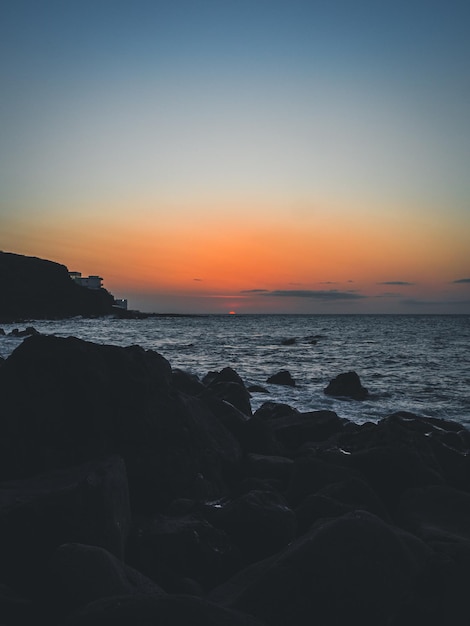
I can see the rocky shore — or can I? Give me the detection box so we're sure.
[0,334,469,625]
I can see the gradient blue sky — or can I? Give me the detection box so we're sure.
[1,0,469,313]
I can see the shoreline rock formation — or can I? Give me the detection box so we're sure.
[0,334,469,624]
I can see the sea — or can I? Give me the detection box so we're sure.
[1,314,469,427]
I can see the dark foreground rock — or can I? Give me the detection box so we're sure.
[0,334,469,625]
[0,251,115,321]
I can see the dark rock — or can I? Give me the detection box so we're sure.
[267,370,296,387]
[203,490,297,564]
[243,453,294,482]
[280,337,297,345]
[171,369,205,396]
[0,456,131,592]
[9,326,39,337]
[0,583,33,625]
[254,401,299,420]
[209,510,430,626]
[207,381,252,416]
[63,594,265,626]
[286,454,364,506]
[0,251,115,322]
[0,327,5,335]
[317,476,391,523]
[349,444,444,513]
[397,485,470,544]
[270,410,345,450]
[204,367,246,389]
[247,384,268,393]
[41,543,165,621]
[126,514,241,592]
[0,335,242,511]
[324,370,368,399]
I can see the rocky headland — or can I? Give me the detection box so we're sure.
[0,252,116,322]
[0,333,469,625]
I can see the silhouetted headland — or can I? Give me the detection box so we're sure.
[0,252,197,323]
[0,332,469,624]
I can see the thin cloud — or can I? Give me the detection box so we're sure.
[378,281,414,286]
[261,289,367,301]
[453,278,470,284]
[319,281,337,285]
[240,289,270,294]
[193,278,203,282]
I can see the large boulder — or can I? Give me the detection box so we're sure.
[209,510,430,626]
[40,543,165,622]
[0,456,131,591]
[0,335,242,511]
[266,370,296,387]
[324,371,368,400]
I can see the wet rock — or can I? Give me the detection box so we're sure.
[0,456,131,591]
[324,370,368,400]
[0,327,5,335]
[203,367,246,389]
[267,370,296,387]
[9,326,39,337]
[209,510,430,626]
[254,401,299,421]
[247,384,268,393]
[202,367,252,416]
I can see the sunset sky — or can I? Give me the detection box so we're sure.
[1,0,469,313]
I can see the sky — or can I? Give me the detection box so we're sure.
[1,0,469,314]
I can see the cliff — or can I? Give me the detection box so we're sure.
[0,251,115,322]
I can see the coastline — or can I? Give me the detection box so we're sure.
[0,332,469,624]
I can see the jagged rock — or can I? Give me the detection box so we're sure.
[267,370,296,387]
[0,456,131,592]
[9,326,39,337]
[324,371,368,399]
[126,514,241,593]
[62,594,266,626]
[204,367,247,389]
[209,510,431,626]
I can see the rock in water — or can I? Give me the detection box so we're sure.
[267,370,296,387]
[324,371,368,399]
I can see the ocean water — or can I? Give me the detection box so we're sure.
[1,314,469,426]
